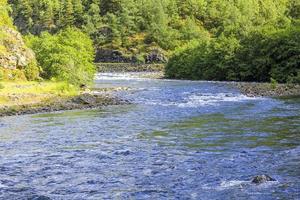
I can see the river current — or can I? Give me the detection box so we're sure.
[0,73,299,199]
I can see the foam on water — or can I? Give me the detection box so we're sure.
[203,180,279,191]
[97,72,262,108]
[178,93,260,107]
[96,72,152,81]
[140,93,260,108]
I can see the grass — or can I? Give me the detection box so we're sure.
[0,81,79,107]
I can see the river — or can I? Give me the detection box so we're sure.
[0,72,299,199]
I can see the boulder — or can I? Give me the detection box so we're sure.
[95,48,134,63]
[0,27,35,69]
[145,48,167,63]
[251,175,276,184]
[72,94,97,105]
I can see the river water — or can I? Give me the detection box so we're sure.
[0,73,299,199]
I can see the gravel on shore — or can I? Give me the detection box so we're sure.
[235,82,300,97]
[0,93,129,117]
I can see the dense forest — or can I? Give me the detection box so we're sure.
[3,0,300,83]
[1,0,95,86]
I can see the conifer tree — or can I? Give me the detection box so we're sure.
[72,0,84,26]
[61,0,75,27]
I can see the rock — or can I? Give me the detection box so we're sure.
[80,84,88,89]
[72,94,97,105]
[114,150,131,156]
[28,195,51,200]
[145,48,167,63]
[251,175,276,184]
[95,47,168,64]
[95,48,134,63]
[0,27,36,70]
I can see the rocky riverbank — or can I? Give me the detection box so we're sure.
[97,63,165,72]
[235,82,300,97]
[0,92,128,117]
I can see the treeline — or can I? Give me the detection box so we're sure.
[9,0,212,57]
[166,26,300,83]
[10,0,299,59]
[7,0,300,83]
[1,0,95,86]
[164,0,300,83]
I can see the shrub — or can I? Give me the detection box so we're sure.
[166,25,300,83]
[166,36,240,81]
[270,78,278,89]
[0,68,3,80]
[26,28,96,86]
[24,61,41,81]
[11,69,27,81]
[0,68,27,81]
[287,70,300,84]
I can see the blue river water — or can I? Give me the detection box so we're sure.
[0,73,299,199]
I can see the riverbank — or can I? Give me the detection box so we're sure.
[109,71,300,97]
[234,82,300,97]
[97,63,165,72]
[0,81,127,117]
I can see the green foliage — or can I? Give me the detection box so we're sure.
[0,68,26,81]
[6,0,300,83]
[26,28,96,86]
[0,0,13,28]
[166,25,300,83]
[0,68,4,80]
[10,69,27,81]
[270,78,278,89]
[24,61,41,81]
[9,0,296,54]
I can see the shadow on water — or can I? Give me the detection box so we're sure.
[139,112,300,150]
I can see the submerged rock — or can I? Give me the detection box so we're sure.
[28,195,51,200]
[251,175,276,184]
[72,93,97,105]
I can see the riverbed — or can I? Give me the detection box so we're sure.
[0,73,299,199]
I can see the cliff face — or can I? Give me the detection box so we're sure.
[0,27,35,69]
[0,0,35,70]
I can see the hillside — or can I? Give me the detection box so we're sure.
[8,0,299,64]
[0,0,36,80]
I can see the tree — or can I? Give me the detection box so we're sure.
[72,0,84,26]
[61,0,75,27]
[26,28,96,86]
[14,0,33,33]
[100,0,122,15]
[39,0,55,32]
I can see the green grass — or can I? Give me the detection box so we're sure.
[0,81,79,107]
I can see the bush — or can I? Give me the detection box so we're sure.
[24,61,41,81]
[11,69,27,81]
[166,25,300,83]
[166,35,240,81]
[26,28,96,86]
[0,68,3,80]
[165,40,207,79]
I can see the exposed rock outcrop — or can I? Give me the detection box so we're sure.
[251,175,276,184]
[95,47,168,64]
[236,82,300,97]
[95,48,134,63]
[145,48,168,63]
[0,26,35,69]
